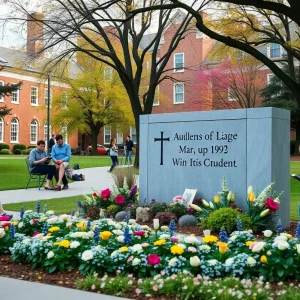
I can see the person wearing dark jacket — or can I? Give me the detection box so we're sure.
[48,134,55,153]
[125,135,134,165]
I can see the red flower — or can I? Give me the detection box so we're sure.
[147,254,161,265]
[32,232,41,237]
[265,198,279,213]
[32,219,39,224]
[134,230,145,236]
[115,195,126,205]
[0,216,10,221]
[93,192,98,198]
[101,188,111,198]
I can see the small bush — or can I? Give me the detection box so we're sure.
[27,146,36,150]
[167,203,187,218]
[0,149,10,155]
[0,143,9,151]
[126,203,138,219]
[154,212,178,225]
[200,207,252,233]
[149,200,168,215]
[290,140,296,155]
[14,149,22,155]
[107,204,121,217]
[86,206,100,220]
[12,144,26,151]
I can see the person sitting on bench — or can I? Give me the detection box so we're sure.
[29,140,56,190]
[52,134,71,191]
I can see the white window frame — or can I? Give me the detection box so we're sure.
[104,67,113,81]
[153,85,160,106]
[61,91,68,109]
[61,122,68,143]
[268,43,281,58]
[104,126,111,144]
[173,83,184,104]
[0,81,4,102]
[116,126,123,145]
[0,117,3,142]
[227,87,238,101]
[267,74,274,84]
[30,119,38,144]
[11,83,19,104]
[10,118,19,143]
[174,53,184,72]
[30,86,38,106]
[130,125,137,144]
[44,88,52,107]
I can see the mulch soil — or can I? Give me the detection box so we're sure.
[290,156,300,161]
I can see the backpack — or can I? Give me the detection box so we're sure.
[73,163,80,170]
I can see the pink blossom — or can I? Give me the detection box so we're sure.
[171,236,179,243]
[127,256,134,263]
[1,222,11,227]
[153,285,158,291]
[115,195,126,205]
[134,230,145,236]
[91,284,96,290]
[147,254,161,265]
[135,288,141,295]
[32,232,41,237]
[265,198,279,213]
[141,243,149,248]
[0,216,10,222]
[188,246,197,253]
[100,188,111,199]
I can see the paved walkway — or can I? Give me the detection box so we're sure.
[0,277,130,300]
[0,166,121,205]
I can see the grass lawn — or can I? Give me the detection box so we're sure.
[0,155,111,191]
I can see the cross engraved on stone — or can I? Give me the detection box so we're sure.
[154,131,170,165]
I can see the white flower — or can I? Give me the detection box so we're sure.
[33,233,44,239]
[47,251,54,259]
[274,235,288,242]
[229,235,237,241]
[252,242,265,253]
[70,232,90,239]
[132,258,141,266]
[159,234,170,240]
[107,220,116,226]
[225,258,234,267]
[209,202,214,209]
[111,250,118,257]
[199,245,211,251]
[66,222,73,228]
[114,223,122,229]
[263,230,273,238]
[81,250,94,261]
[59,214,70,222]
[280,233,292,239]
[41,236,53,241]
[202,200,209,207]
[208,259,218,266]
[117,235,125,243]
[18,222,24,229]
[24,210,33,214]
[112,229,124,235]
[131,244,143,253]
[169,258,178,266]
[88,231,94,238]
[177,243,186,249]
[22,238,31,244]
[141,225,150,230]
[277,241,289,250]
[190,256,201,267]
[29,219,34,225]
[46,210,54,215]
[247,257,256,266]
[247,186,253,195]
[0,228,5,238]
[129,219,136,225]
[70,241,80,249]
[296,244,300,254]
[184,236,200,244]
[47,217,58,225]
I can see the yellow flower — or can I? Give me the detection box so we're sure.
[47,233,52,236]
[53,242,60,246]
[202,200,210,207]
[170,245,184,255]
[214,195,220,203]
[40,216,48,221]
[189,204,202,212]
[260,255,268,263]
[203,235,218,244]
[245,241,255,247]
[249,192,255,202]
[100,231,112,240]
[119,246,129,252]
[154,239,166,246]
[216,242,228,254]
[49,226,60,233]
[260,209,270,217]
[160,226,169,230]
[60,240,70,248]
[12,221,18,226]
[76,222,86,229]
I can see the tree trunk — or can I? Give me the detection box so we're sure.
[295,119,300,156]
[91,128,98,156]
[134,115,140,169]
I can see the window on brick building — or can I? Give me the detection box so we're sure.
[104,67,113,81]
[30,119,38,144]
[61,122,68,143]
[44,122,52,141]
[104,126,111,144]
[44,88,52,107]
[267,74,274,84]
[269,43,281,58]
[30,86,38,106]
[174,53,184,72]
[153,85,159,106]
[130,125,137,144]
[0,117,3,142]
[11,83,19,103]
[174,83,184,104]
[116,126,123,145]
[61,91,68,109]
[10,118,19,142]
[0,81,4,102]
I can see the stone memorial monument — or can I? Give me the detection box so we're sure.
[139,108,290,227]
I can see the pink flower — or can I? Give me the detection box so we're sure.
[141,243,149,248]
[153,285,158,291]
[115,195,126,205]
[135,288,141,295]
[172,195,185,204]
[0,216,10,222]
[171,236,179,243]
[32,219,39,224]
[147,254,160,265]
[188,246,197,253]
[32,232,41,237]
[134,230,145,236]
[1,222,11,227]
[91,284,96,290]
[101,188,111,199]
[265,198,279,213]
[127,256,134,263]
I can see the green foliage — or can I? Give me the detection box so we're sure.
[0,149,10,155]
[149,200,168,216]
[154,212,178,225]
[291,140,296,155]
[13,149,22,155]
[0,143,9,150]
[27,146,36,150]
[106,204,121,217]
[12,144,26,151]
[200,208,252,232]
[167,203,188,218]
[178,214,198,226]
[86,206,100,220]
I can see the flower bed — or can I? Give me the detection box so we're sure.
[1,211,300,282]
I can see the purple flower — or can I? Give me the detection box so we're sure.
[129,185,138,199]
